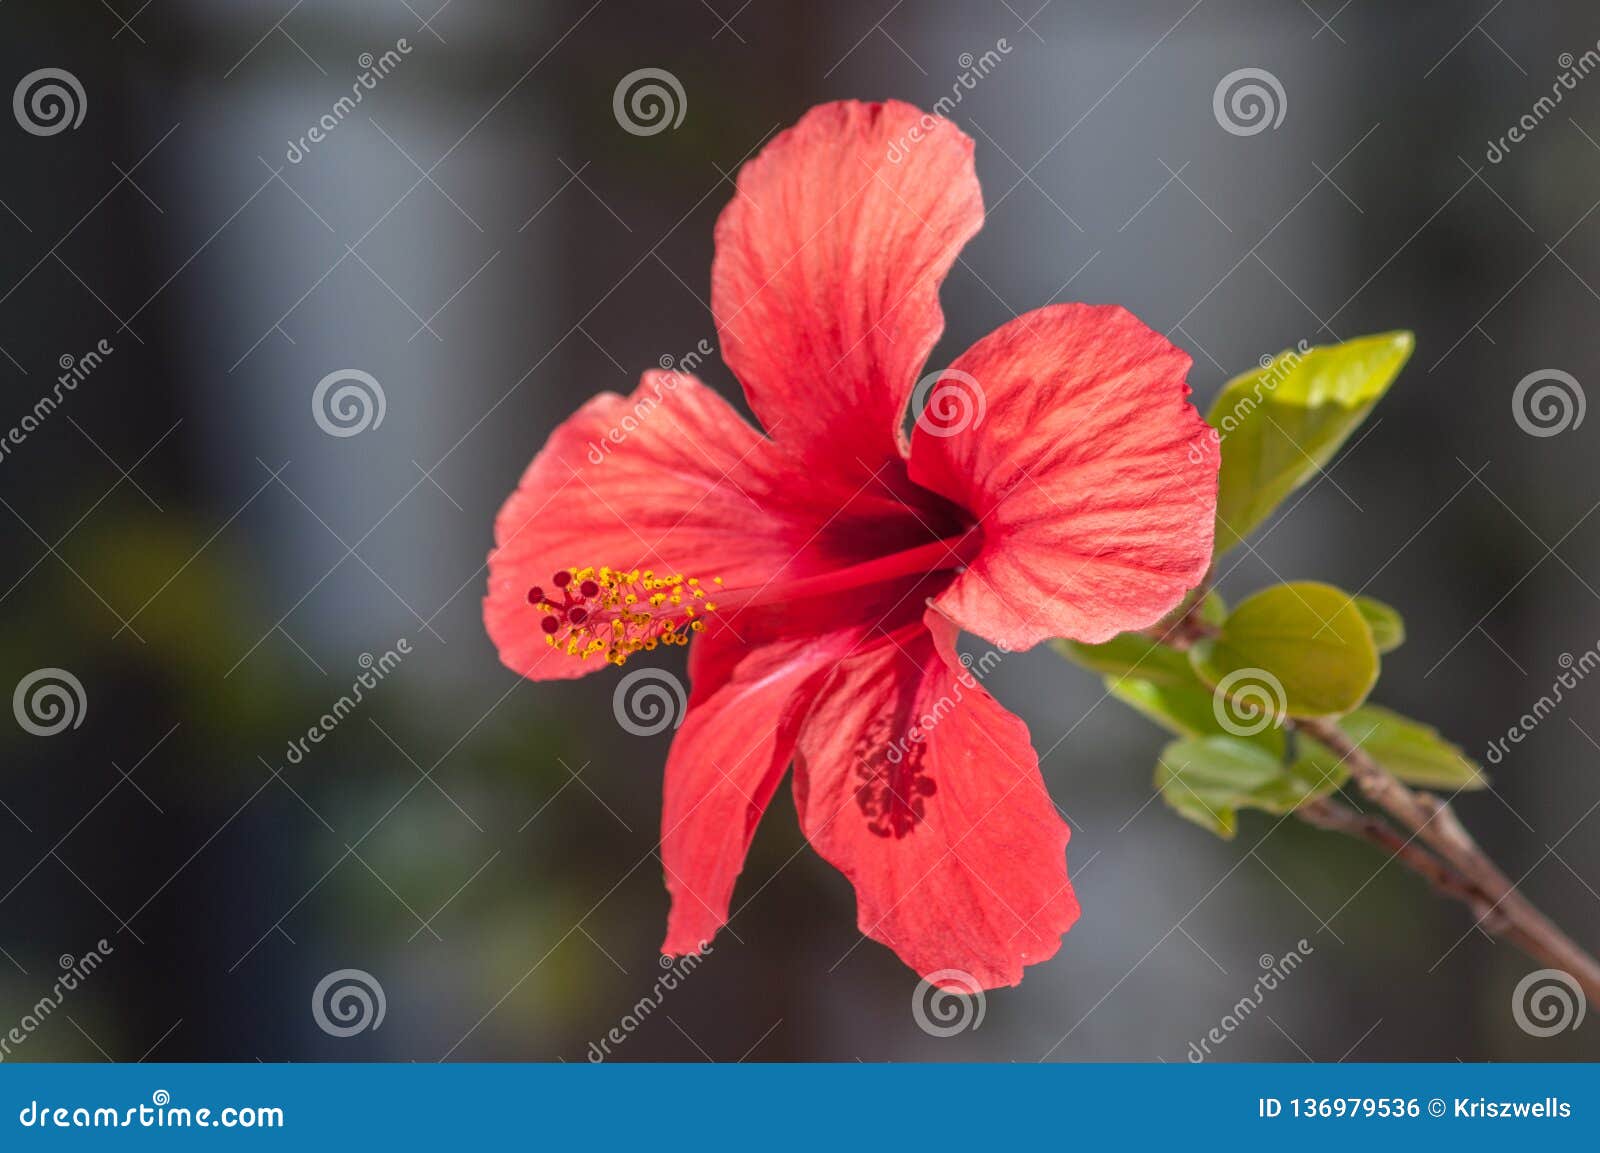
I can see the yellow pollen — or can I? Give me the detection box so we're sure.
[532,565,722,667]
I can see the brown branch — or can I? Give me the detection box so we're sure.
[1149,619,1600,1000]
[1297,715,1600,1001]
[1295,796,1500,921]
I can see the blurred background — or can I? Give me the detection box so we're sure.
[1,0,1598,1061]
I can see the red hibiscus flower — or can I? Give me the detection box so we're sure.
[485,100,1219,988]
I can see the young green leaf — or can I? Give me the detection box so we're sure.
[1354,596,1405,653]
[1156,736,1347,838]
[1190,581,1379,717]
[1051,633,1195,687]
[1055,593,1228,684]
[1158,588,1227,629]
[1335,705,1487,789]
[1105,674,1288,756]
[1209,331,1414,555]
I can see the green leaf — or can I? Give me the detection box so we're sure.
[1105,675,1287,757]
[1055,593,1228,685]
[1159,589,1227,629]
[1335,705,1488,790]
[1355,596,1405,653]
[1156,736,1347,839]
[1190,581,1379,717]
[1210,332,1414,555]
[1051,632,1195,687]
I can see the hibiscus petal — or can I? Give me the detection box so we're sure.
[660,626,867,954]
[712,100,984,482]
[792,608,1080,988]
[484,372,804,681]
[908,303,1219,650]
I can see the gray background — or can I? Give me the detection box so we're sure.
[0,0,1597,1060]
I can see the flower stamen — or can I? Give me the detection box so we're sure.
[529,567,713,667]
[528,533,980,667]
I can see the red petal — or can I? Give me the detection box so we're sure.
[792,609,1080,988]
[485,372,802,681]
[712,100,983,483]
[659,626,868,954]
[908,304,1219,649]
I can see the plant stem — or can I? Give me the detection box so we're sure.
[1295,796,1490,913]
[1153,610,1600,999]
[1296,714,1600,1000]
